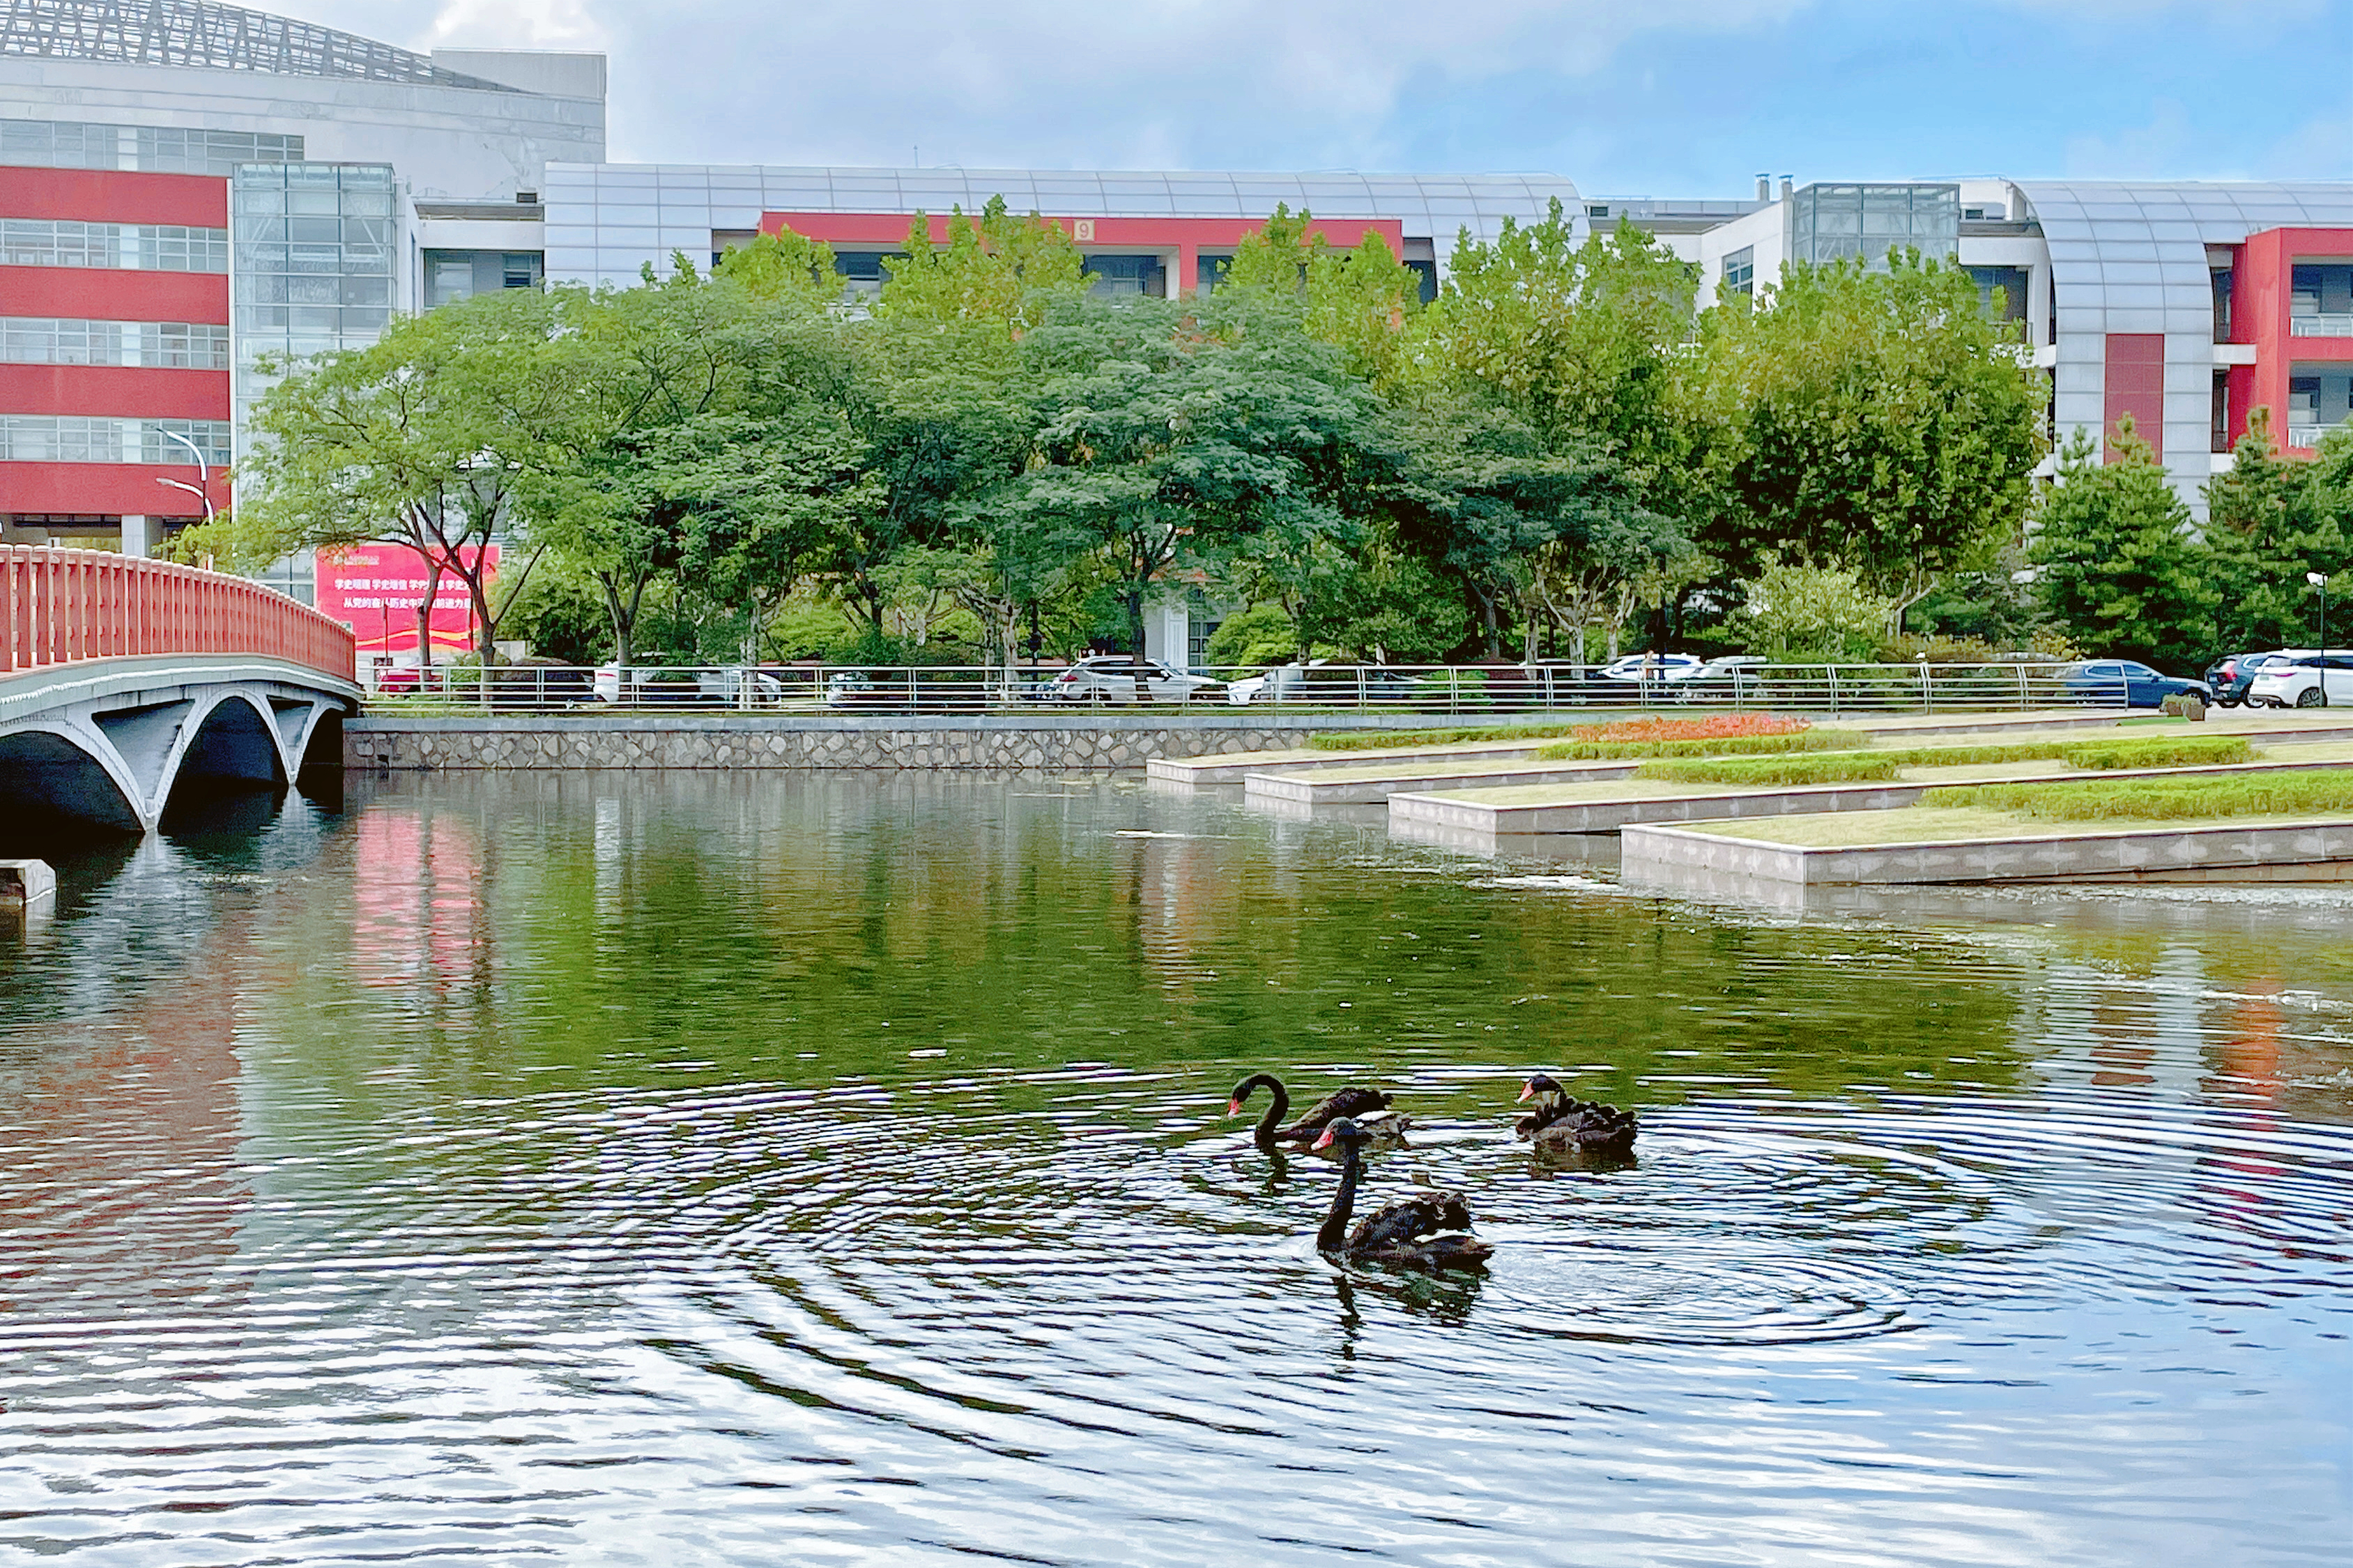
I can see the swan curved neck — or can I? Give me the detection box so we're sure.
[1249,1075,1289,1152]
[1317,1143,1362,1252]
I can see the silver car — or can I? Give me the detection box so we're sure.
[1041,656,1222,704]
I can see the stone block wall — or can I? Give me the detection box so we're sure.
[344,714,1430,771]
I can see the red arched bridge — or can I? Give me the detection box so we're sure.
[2,546,358,834]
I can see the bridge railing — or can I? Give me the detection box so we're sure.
[1,545,355,686]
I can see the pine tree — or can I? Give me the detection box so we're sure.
[2029,419,2218,667]
[2204,409,2348,653]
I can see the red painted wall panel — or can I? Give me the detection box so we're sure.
[0,167,227,227]
[0,266,229,324]
[0,462,227,517]
[2239,226,2353,454]
[2103,333,2166,461]
[0,364,229,420]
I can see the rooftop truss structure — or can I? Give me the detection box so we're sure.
[0,0,512,89]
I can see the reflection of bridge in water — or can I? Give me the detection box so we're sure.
[2,546,357,836]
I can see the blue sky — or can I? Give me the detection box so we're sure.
[302,1,2353,196]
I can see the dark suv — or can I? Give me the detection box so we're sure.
[2204,651,2285,708]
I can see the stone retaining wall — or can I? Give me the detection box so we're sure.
[345,714,1444,771]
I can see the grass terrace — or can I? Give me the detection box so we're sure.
[1305,713,1814,753]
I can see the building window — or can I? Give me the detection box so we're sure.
[1586,203,1610,220]
[2212,369,2231,454]
[232,164,398,457]
[1968,265,2029,326]
[0,318,229,369]
[831,251,900,300]
[0,120,300,175]
[1787,182,1959,270]
[0,415,232,466]
[2212,268,2234,341]
[1404,258,1437,305]
[1721,246,1754,296]
[0,220,229,272]
[2287,370,2352,449]
[424,249,545,306]
[2290,263,2353,337]
[1196,253,1233,293]
[1084,253,1166,298]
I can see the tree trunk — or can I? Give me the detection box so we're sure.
[414,556,443,668]
[1126,584,1155,703]
[601,578,634,670]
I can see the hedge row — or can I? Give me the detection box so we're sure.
[1532,728,1873,762]
[1923,769,2353,822]
[1634,754,1903,785]
[1304,712,1811,753]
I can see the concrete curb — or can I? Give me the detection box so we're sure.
[1621,817,2353,887]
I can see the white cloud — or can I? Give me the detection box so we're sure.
[278,0,1812,170]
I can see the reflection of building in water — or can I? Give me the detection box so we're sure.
[0,840,252,1315]
[2030,948,2213,1102]
[350,805,488,1003]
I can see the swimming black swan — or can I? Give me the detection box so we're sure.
[1227,1073,1404,1155]
[1310,1118,1493,1269]
[1516,1073,1638,1157]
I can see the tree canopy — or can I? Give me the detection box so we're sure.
[189,199,2163,674]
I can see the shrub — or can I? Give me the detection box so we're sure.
[1306,722,1597,753]
[1922,769,2353,822]
[1634,754,1903,785]
[1533,729,1871,762]
[2058,735,2250,769]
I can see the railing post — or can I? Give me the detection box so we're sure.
[1827,664,1841,716]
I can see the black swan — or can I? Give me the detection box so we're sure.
[1227,1073,1405,1155]
[1310,1118,1494,1269]
[1515,1073,1639,1157]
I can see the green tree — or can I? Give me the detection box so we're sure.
[1737,557,1898,661]
[877,197,1090,330]
[1427,208,1698,483]
[1372,396,1660,659]
[1223,204,1428,389]
[712,226,841,306]
[2029,420,2217,667]
[2205,410,2351,653]
[191,286,564,663]
[1694,251,2044,624]
[998,298,1374,681]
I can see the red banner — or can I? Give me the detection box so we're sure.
[317,543,498,656]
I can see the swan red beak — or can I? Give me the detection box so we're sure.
[1311,1128,1335,1151]
[1516,1083,1535,1102]
[1225,1098,1241,1116]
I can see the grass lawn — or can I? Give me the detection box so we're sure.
[1674,805,2353,848]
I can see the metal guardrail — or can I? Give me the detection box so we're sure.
[358,660,2134,716]
[2,544,355,685]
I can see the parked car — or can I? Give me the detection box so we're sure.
[373,663,445,695]
[1225,660,1426,707]
[1674,655,1770,702]
[2248,652,2353,708]
[2208,649,2327,708]
[1597,652,1705,684]
[2056,659,2212,709]
[1043,656,1222,704]
[484,656,595,710]
[822,668,910,709]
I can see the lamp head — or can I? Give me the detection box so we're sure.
[2311,572,2329,587]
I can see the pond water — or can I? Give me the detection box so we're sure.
[2,772,2350,1566]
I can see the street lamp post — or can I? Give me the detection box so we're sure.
[156,427,216,537]
[2310,571,2331,707]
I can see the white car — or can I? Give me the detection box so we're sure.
[2248,653,2353,708]
[1041,656,1222,704]
[1598,653,1705,683]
